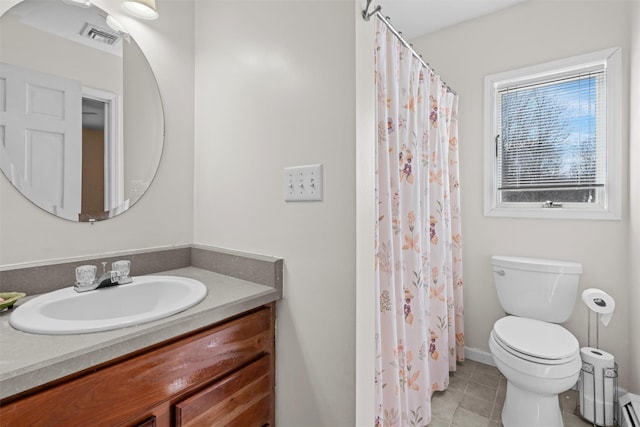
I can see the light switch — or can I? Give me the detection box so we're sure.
[283,164,323,202]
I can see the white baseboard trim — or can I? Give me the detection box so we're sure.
[464,346,496,367]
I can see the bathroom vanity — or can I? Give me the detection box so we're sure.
[0,266,280,426]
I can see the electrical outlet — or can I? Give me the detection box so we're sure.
[283,164,323,202]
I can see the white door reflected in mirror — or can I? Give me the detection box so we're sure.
[0,62,82,221]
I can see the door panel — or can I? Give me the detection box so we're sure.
[28,84,66,119]
[26,129,64,205]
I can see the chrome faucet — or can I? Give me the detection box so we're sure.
[74,261,133,293]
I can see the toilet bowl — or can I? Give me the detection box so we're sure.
[489,256,583,427]
[489,316,581,427]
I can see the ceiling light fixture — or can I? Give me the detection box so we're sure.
[121,0,158,20]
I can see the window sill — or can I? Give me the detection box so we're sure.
[484,206,621,220]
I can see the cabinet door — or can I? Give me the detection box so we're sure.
[174,356,272,427]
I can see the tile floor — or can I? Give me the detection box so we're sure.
[429,359,593,427]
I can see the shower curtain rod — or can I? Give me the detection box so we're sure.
[362,2,458,96]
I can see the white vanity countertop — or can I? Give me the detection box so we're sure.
[0,267,281,400]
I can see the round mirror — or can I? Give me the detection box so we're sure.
[0,0,164,222]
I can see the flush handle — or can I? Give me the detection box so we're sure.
[495,269,505,276]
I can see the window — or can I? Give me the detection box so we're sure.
[484,48,621,219]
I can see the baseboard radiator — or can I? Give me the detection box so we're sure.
[621,393,640,427]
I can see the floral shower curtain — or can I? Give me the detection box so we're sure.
[374,17,465,427]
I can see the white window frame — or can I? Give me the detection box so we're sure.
[484,47,622,220]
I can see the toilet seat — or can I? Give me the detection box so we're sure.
[492,316,579,365]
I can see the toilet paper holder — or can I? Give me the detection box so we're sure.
[579,359,619,427]
[580,289,618,426]
[584,289,615,348]
[587,308,601,349]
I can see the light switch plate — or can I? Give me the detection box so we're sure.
[283,164,323,202]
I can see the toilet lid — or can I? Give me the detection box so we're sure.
[493,316,579,363]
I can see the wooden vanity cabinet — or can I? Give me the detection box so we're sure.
[0,304,275,427]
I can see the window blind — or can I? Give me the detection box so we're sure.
[496,70,606,194]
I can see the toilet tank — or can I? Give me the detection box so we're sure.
[491,256,582,323]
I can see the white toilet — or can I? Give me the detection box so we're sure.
[489,255,583,427]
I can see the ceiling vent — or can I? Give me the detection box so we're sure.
[79,23,120,45]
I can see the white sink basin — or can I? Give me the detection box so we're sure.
[9,276,208,335]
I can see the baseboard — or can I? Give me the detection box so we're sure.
[464,346,496,367]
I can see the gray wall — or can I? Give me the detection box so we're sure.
[193,1,357,425]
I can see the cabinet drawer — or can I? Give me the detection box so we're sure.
[0,307,274,427]
[175,356,271,427]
